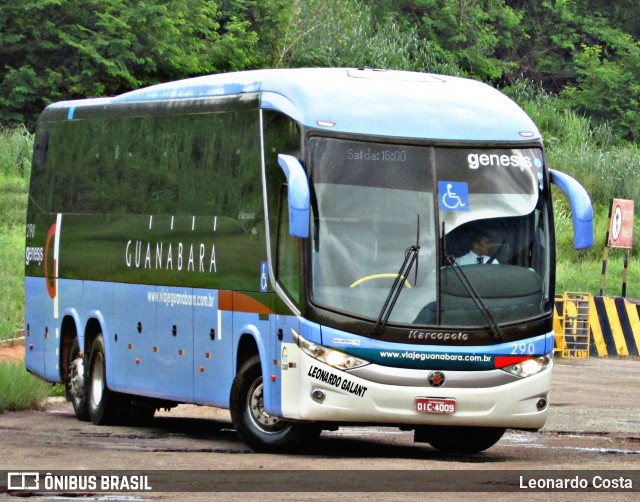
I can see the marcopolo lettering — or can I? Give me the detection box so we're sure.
[408,330,469,341]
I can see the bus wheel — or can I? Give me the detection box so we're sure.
[415,425,506,454]
[230,355,320,452]
[66,338,89,421]
[87,334,122,425]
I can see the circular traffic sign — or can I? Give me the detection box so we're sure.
[611,204,622,242]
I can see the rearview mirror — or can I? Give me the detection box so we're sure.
[277,154,310,238]
[550,169,594,250]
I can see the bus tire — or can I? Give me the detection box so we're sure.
[230,355,320,453]
[87,334,122,425]
[66,337,89,421]
[415,425,506,453]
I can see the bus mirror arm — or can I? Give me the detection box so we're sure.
[277,154,310,238]
[549,169,594,250]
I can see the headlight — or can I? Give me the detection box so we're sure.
[501,354,552,378]
[292,330,369,370]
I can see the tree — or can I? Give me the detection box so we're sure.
[561,39,640,142]
[216,0,293,67]
[277,0,460,74]
[0,0,268,127]
[504,0,640,140]
[360,0,524,82]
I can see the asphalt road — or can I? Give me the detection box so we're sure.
[1,357,639,500]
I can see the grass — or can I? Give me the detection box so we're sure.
[0,127,44,412]
[0,127,31,342]
[0,127,30,342]
[0,361,52,413]
[554,203,640,299]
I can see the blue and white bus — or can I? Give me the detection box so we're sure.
[24,68,593,453]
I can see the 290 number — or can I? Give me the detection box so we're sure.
[510,343,536,355]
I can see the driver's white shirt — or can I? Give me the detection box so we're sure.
[456,251,498,265]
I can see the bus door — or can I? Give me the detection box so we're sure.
[111,283,158,394]
[193,289,233,407]
[155,287,195,402]
[24,275,52,379]
[268,313,300,417]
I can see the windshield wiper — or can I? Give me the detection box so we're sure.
[444,255,505,341]
[372,245,420,337]
[441,223,504,341]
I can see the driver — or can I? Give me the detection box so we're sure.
[456,231,499,265]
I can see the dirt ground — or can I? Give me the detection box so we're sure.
[2,337,640,501]
[0,339,24,363]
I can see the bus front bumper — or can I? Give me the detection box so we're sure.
[278,344,552,430]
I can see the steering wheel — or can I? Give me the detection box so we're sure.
[350,273,412,288]
[487,237,506,264]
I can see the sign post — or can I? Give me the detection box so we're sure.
[600,198,634,297]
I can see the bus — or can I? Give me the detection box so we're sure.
[24,68,593,454]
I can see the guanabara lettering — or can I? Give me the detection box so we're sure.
[125,240,217,273]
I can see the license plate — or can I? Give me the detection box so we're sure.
[415,397,456,414]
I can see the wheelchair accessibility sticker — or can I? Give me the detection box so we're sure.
[260,261,269,292]
[438,181,469,211]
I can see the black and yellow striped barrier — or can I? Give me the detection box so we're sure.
[590,296,640,356]
[554,293,640,357]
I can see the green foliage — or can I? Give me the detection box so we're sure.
[0,216,26,341]
[560,40,640,141]
[0,0,285,127]
[506,0,640,140]
[0,125,33,177]
[278,0,460,74]
[0,128,30,341]
[0,361,52,412]
[2,0,640,141]
[396,0,523,81]
[554,205,640,298]
[217,0,294,67]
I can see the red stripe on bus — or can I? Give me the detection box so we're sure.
[494,355,531,369]
[44,223,57,299]
[218,290,273,315]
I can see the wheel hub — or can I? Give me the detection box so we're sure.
[247,380,287,434]
[90,353,105,407]
[68,356,85,399]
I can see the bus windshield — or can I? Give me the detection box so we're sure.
[309,137,551,328]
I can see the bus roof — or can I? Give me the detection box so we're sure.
[49,68,541,142]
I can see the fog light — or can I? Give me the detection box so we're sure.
[536,398,547,410]
[311,389,326,403]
